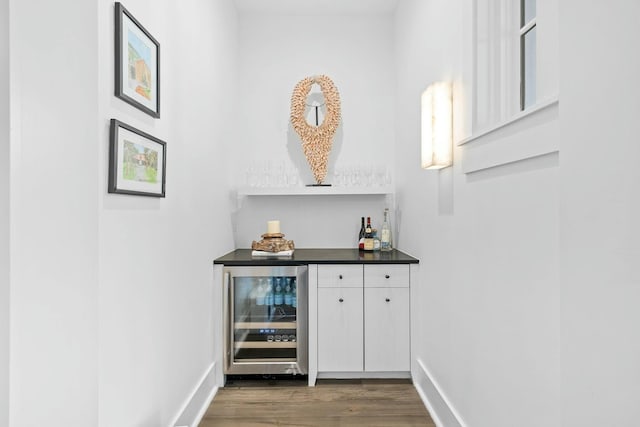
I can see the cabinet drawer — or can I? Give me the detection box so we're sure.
[364,264,409,288]
[318,265,363,288]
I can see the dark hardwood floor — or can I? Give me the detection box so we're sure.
[200,378,435,427]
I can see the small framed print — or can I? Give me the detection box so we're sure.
[115,2,160,118]
[108,119,166,197]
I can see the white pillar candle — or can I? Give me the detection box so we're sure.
[267,220,281,235]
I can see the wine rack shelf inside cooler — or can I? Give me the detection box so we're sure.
[232,324,298,359]
[235,322,297,329]
[234,342,297,349]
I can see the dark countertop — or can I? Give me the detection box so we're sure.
[214,248,419,266]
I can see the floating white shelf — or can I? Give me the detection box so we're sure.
[237,186,394,196]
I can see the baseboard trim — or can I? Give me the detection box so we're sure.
[172,362,218,427]
[317,371,411,380]
[413,358,465,427]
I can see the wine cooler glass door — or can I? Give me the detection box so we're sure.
[224,265,307,375]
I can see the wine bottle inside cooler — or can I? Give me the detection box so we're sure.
[255,279,266,306]
[291,279,297,308]
[274,277,284,305]
[265,278,274,306]
[284,278,293,306]
[253,279,267,321]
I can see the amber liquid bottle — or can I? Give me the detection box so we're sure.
[364,217,374,251]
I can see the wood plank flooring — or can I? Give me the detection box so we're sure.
[200,378,435,427]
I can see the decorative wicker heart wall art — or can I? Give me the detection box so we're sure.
[290,75,341,185]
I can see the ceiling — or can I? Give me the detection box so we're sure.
[234,0,399,15]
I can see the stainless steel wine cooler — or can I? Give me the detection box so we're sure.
[223,265,308,375]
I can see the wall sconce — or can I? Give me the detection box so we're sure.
[421,81,453,169]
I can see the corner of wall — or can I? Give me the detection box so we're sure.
[171,362,218,427]
[413,359,465,427]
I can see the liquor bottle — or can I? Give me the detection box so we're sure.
[381,208,392,251]
[358,217,365,250]
[364,217,374,251]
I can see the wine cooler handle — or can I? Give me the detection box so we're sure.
[385,298,390,302]
[339,298,344,303]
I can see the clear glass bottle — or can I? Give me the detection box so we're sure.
[265,278,274,306]
[381,208,392,251]
[249,281,258,306]
[284,278,293,306]
[291,279,297,308]
[255,278,266,306]
[274,277,284,305]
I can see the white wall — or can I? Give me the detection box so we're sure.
[0,0,9,424]
[559,1,640,425]
[395,1,561,426]
[8,0,100,425]
[5,0,237,426]
[97,0,237,426]
[398,1,640,426]
[233,12,396,248]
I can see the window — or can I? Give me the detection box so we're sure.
[473,0,554,133]
[520,0,536,110]
[464,0,558,172]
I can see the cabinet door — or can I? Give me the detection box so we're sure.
[317,287,363,372]
[364,287,410,372]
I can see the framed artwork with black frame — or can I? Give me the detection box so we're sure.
[115,2,160,118]
[109,119,166,197]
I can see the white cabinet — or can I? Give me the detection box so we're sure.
[317,287,363,371]
[364,287,410,372]
[315,263,410,376]
[317,265,364,372]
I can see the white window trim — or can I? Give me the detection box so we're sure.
[457,95,558,147]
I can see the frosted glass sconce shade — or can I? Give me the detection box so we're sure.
[421,82,453,169]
